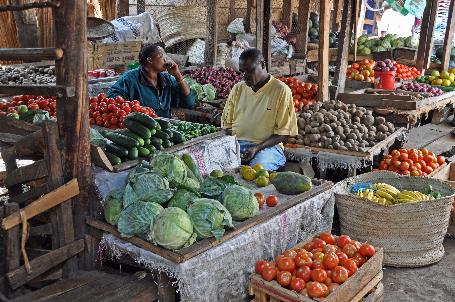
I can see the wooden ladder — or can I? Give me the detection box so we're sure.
[0,0,90,298]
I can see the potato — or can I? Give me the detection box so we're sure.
[309,134,321,142]
[310,121,320,127]
[377,124,388,133]
[288,137,297,144]
[339,133,347,140]
[326,131,335,138]
[333,142,340,149]
[386,122,395,132]
[374,116,386,125]
[296,139,304,145]
[320,124,331,132]
[304,125,312,133]
[296,134,303,140]
[298,118,306,129]
[304,136,311,146]
[352,116,361,123]
[363,115,375,126]
[310,127,320,134]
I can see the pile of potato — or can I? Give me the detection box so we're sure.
[0,65,56,85]
[290,100,396,152]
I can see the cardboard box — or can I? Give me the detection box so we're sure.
[88,41,142,70]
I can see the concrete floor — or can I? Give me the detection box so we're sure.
[383,238,455,302]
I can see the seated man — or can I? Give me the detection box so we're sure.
[221,48,298,171]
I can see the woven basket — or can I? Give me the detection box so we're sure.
[335,171,455,267]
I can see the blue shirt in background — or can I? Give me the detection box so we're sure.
[107,67,196,118]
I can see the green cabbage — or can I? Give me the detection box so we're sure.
[117,201,163,238]
[168,189,200,211]
[222,185,259,221]
[405,36,419,48]
[202,83,216,101]
[123,171,174,207]
[150,207,197,250]
[151,154,187,188]
[104,189,123,226]
[187,198,233,240]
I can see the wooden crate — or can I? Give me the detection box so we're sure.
[86,180,333,263]
[249,248,384,302]
[91,131,225,172]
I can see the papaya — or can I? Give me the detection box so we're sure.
[270,172,312,195]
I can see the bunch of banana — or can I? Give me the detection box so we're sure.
[356,189,390,205]
[373,183,399,203]
[395,190,435,203]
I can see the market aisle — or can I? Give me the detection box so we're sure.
[383,238,455,302]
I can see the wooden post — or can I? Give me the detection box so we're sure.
[245,0,253,33]
[54,0,91,269]
[204,0,218,66]
[295,0,311,58]
[353,0,360,61]
[158,272,176,302]
[332,0,341,31]
[263,0,272,71]
[442,0,455,71]
[117,0,129,18]
[318,0,331,102]
[10,0,38,48]
[416,0,438,71]
[334,0,354,96]
[229,0,236,23]
[4,203,20,296]
[256,0,264,52]
[137,0,145,14]
[282,0,292,28]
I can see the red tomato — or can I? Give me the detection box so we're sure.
[409,153,419,163]
[277,271,292,287]
[294,253,312,267]
[319,233,335,245]
[342,259,358,276]
[424,166,433,174]
[311,268,327,283]
[437,155,445,166]
[277,257,295,272]
[110,117,119,125]
[332,266,349,284]
[342,243,357,258]
[336,235,351,248]
[400,161,410,171]
[254,192,265,208]
[391,150,400,158]
[399,153,408,161]
[28,103,39,110]
[379,161,388,170]
[312,251,325,261]
[322,253,339,270]
[98,93,106,100]
[311,259,323,270]
[255,260,268,274]
[89,118,95,124]
[303,242,313,252]
[266,195,279,207]
[307,281,326,298]
[322,244,338,254]
[107,103,117,111]
[312,238,326,250]
[290,277,306,292]
[49,101,57,109]
[352,253,366,267]
[295,266,312,282]
[261,267,277,281]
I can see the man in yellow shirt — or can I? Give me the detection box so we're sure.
[222,48,298,171]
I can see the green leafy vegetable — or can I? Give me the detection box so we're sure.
[117,201,163,238]
[167,189,200,211]
[104,189,123,226]
[222,185,259,221]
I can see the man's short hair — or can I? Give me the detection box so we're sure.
[239,48,264,65]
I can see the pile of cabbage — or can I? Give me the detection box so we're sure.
[104,154,259,251]
[184,77,216,104]
[357,34,419,55]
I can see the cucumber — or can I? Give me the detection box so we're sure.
[182,154,203,183]
[103,131,138,148]
[154,129,170,140]
[144,138,151,146]
[138,146,151,157]
[105,143,128,158]
[150,137,163,150]
[105,152,122,166]
[156,119,170,130]
[171,130,186,144]
[119,129,145,146]
[126,112,159,129]
[123,119,151,139]
[162,139,172,148]
[146,145,156,154]
[150,128,157,136]
[164,129,173,139]
[127,147,139,160]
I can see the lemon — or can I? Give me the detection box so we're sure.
[255,176,270,187]
[256,169,269,179]
[269,172,278,181]
[440,71,450,79]
[442,79,451,87]
[449,74,455,83]
[432,79,443,86]
[242,168,256,181]
[449,68,455,75]
[252,163,264,172]
[428,76,436,82]
[240,165,251,176]
[210,169,224,178]
[431,70,440,78]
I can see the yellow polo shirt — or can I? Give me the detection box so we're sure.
[221,76,298,144]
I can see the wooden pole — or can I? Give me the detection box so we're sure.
[54,0,91,269]
[245,0,253,33]
[117,0,129,18]
[416,0,438,71]
[229,0,236,24]
[4,203,20,297]
[282,0,292,28]
[353,0,360,61]
[256,0,264,52]
[423,0,439,70]
[204,0,218,66]
[332,0,341,31]
[0,47,63,61]
[318,0,331,102]
[137,0,145,14]
[334,0,354,96]
[10,0,38,48]
[442,0,455,71]
[295,0,311,59]
[263,0,272,71]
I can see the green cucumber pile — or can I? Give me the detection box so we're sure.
[101,113,218,166]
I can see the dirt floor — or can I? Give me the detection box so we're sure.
[383,238,455,302]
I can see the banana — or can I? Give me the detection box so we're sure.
[374,183,400,195]
[400,191,421,200]
[375,189,395,201]
[396,192,419,201]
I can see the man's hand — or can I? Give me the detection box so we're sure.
[166,62,182,80]
[241,145,259,164]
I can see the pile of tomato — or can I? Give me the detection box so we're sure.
[347,59,376,83]
[377,148,445,176]
[0,95,57,117]
[89,93,157,129]
[393,62,421,80]
[279,77,318,112]
[254,233,376,299]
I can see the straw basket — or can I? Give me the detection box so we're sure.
[155,6,207,49]
[335,171,455,267]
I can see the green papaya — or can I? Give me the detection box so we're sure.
[270,172,312,195]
